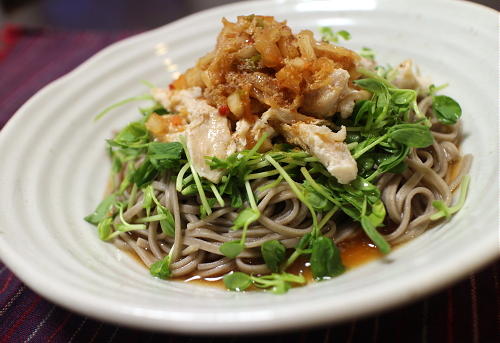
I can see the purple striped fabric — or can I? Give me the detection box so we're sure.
[0,27,499,343]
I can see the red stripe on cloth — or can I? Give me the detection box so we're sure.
[0,31,124,129]
[68,317,87,343]
[493,265,500,336]
[47,312,73,342]
[447,289,454,343]
[0,285,25,316]
[88,322,103,343]
[494,264,500,339]
[107,327,120,342]
[0,273,14,294]
[24,304,56,342]
[0,33,45,88]
[470,274,480,343]
[421,300,429,342]
[323,327,331,343]
[426,287,448,342]
[0,32,85,109]
[0,295,42,343]
[346,320,357,343]
[372,316,379,343]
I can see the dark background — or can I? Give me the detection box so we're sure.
[0,0,498,30]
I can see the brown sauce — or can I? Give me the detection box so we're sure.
[180,232,382,289]
[338,233,383,268]
[123,246,150,265]
[445,158,462,185]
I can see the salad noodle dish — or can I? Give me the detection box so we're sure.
[85,15,470,293]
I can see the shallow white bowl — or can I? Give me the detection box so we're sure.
[0,0,498,334]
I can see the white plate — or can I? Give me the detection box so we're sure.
[0,0,497,334]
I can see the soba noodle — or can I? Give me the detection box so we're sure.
[109,100,470,277]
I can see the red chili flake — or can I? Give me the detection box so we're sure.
[170,115,183,126]
[168,83,175,90]
[218,105,230,116]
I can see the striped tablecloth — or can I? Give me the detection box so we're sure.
[0,26,499,343]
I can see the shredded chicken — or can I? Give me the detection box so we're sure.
[260,107,323,126]
[152,87,205,122]
[392,59,430,94]
[301,68,350,117]
[337,88,371,118]
[150,87,233,183]
[280,123,357,184]
[300,69,370,118]
[232,117,274,152]
[186,111,234,183]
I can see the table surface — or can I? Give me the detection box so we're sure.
[0,4,499,342]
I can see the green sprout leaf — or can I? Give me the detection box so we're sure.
[251,273,306,294]
[219,240,244,259]
[359,47,375,60]
[261,240,286,273]
[319,27,351,43]
[360,199,391,254]
[389,124,434,148]
[85,194,116,225]
[157,206,175,237]
[432,95,462,125]
[223,272,252,291]
[94,94,153,121]
[97,217,113,241]
[231,207,260,231]
[150,255,171,279]
[310,236,345,280]
[431,200,451,220]
[148,141,183,169]
[142,185,154,216]
[337,30,351,40]
[108,121,150,149]
[430,175,470,221]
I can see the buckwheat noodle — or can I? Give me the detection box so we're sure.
[111,95,471,277]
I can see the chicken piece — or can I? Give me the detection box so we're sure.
[186,112,234,183]
[232,117,275,152]
[391,60,430,94]
[232,119,252,151]
[301,68,349,117]
[301,68,369,119]
[260,107,322,126]
[337,89,371,119]
[392,60,419,90]
[151,87,207,122]
[231,107,317,153]
[250,117,275,151]
[151,87,233,183]
[280,123,357,184]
